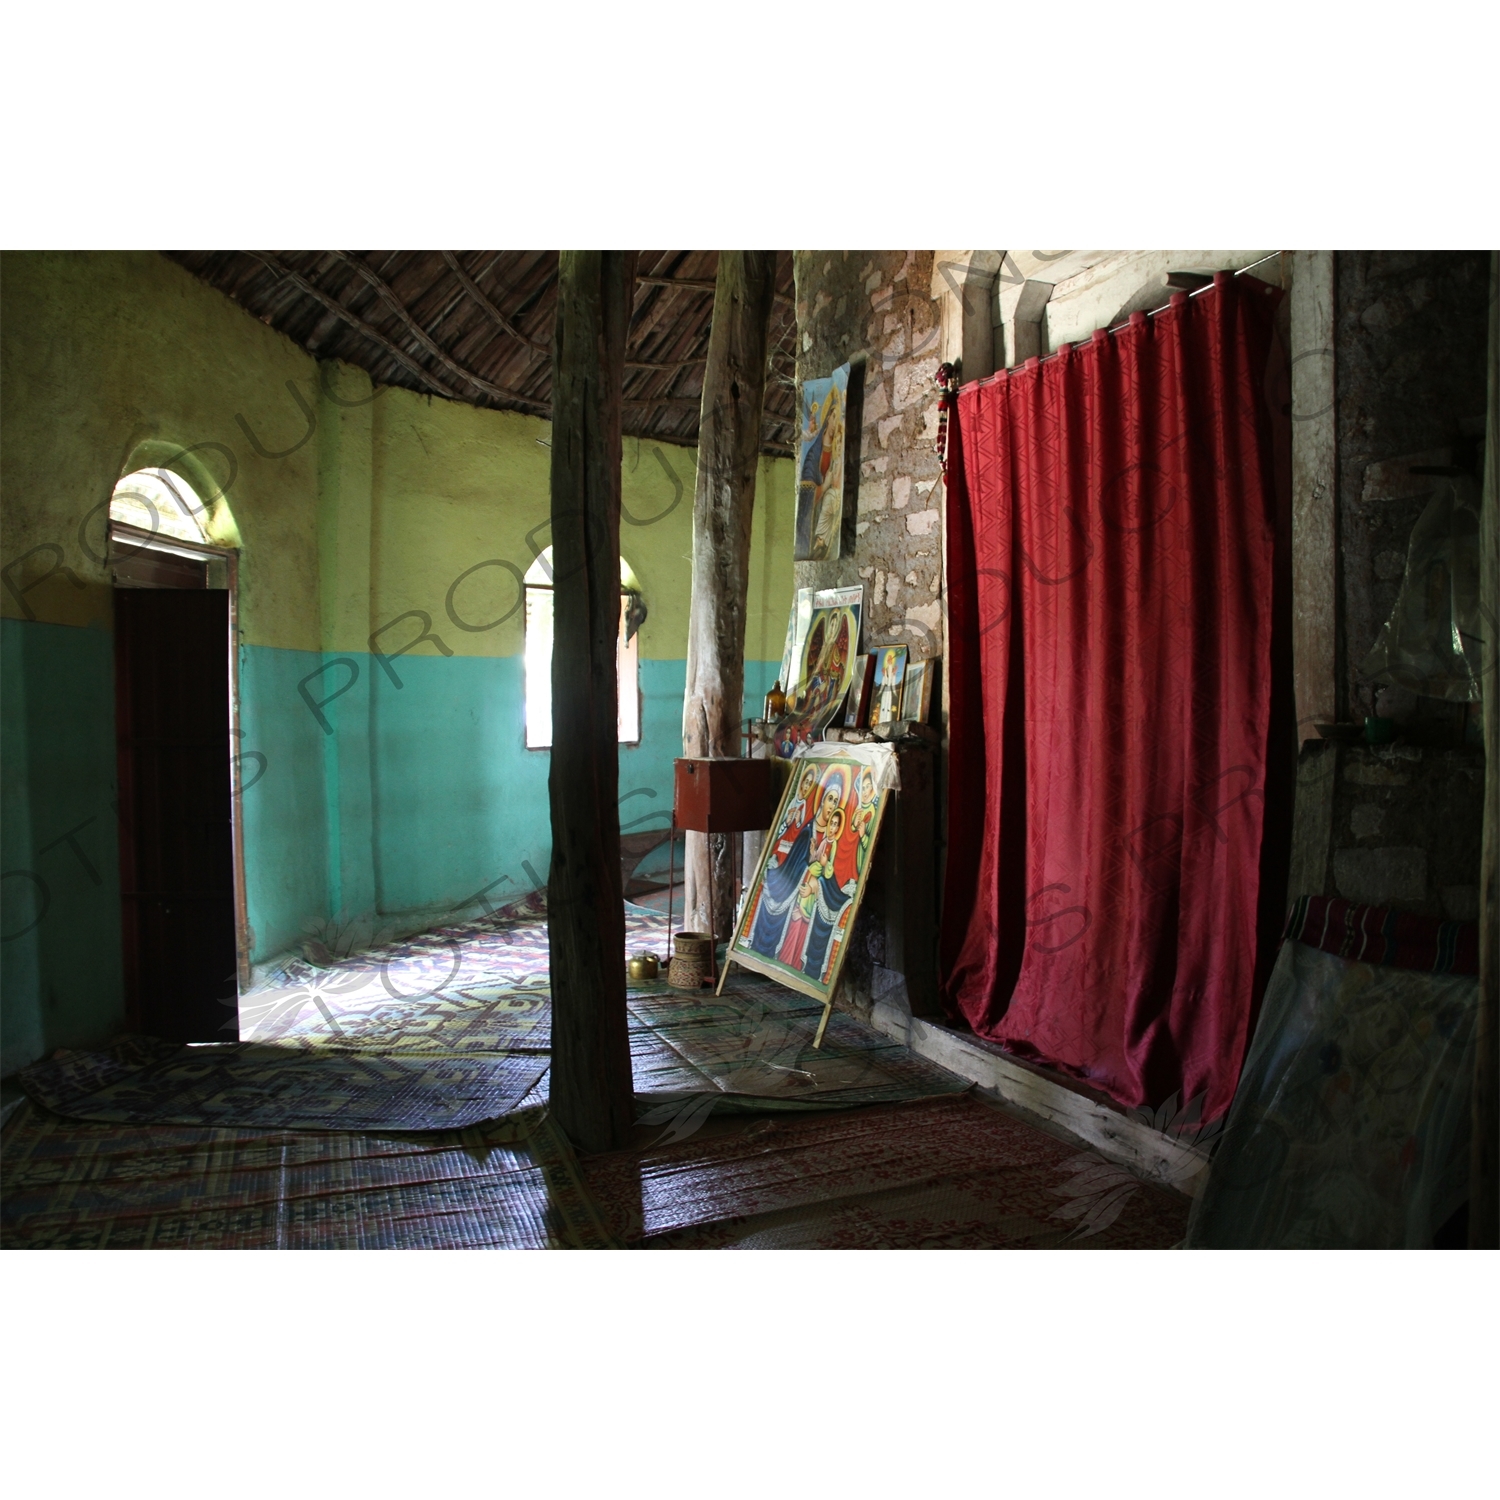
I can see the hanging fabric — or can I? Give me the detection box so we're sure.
[939,273,1292,1121]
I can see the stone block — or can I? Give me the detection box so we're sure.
[1343,762,1411,787]
[1358,449,1451,506]
[1332,846,1428,905]
[893,355,940,411]
[1440,885,1480,921]
[905,600,942,635]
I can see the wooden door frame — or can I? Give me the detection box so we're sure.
[110,520,252,994]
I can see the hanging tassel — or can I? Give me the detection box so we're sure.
[933,361,958,473]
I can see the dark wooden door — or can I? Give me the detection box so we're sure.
[114,588,238,1041]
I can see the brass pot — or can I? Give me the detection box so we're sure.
[627,952,661,982]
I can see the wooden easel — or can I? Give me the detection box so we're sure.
[713,756,893,1053]
[716,951,838,1049]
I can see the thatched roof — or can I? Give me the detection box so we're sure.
[166,250,798,455]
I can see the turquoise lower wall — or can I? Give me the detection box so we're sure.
[1,618,123,1075]
[237,644,331,963]
[241,644,783,960]
[1,616,782,1071]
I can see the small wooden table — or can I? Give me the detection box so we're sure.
[667,757,776,984]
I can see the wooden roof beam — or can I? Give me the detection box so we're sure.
[441,251,548,358]
[637,272,792,305]
[248,252,467,401]
[327,251,548,407]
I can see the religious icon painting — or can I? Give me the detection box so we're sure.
[844,651,876,728]
[778,589,810,702]
[901,655,937,724]
[793,363,850,562]
[779,584,863,703]
[790,604,859,716]
[727,753,890,1003]
[868,644,909,727]
[766,599,862,757]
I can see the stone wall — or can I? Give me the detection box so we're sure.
[1323,250,1490,913]
[1336,249,1489,738]
[1326,744,1485,920]
[792,251,946,660]
[789,251,948,1020]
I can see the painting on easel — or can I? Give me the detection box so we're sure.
[723,753,889,1008]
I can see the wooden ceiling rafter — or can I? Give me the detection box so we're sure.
[441,250,547,358]
[168,249,799,453]
[326,250,537,408]
[247,251,469,404]
[637,273,793,307]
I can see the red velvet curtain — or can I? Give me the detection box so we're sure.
[939,274,1291,1121]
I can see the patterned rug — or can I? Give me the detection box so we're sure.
[242,895,671,1042]
[257,986,553,1053]
[582,1094,1190,1250]
[19,1034,550,1133]
[0,1095,618,1250]
[20,911,965,1137]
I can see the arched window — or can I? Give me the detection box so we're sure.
[523,547,643,750]
[110,468,210,544]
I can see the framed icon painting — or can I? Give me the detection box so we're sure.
[868,644,909,727]
[901,656,937,723]
[794,364,850,562]
[723,752,890,1005]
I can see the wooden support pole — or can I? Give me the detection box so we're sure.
[1472,248,1499,1249]
[547,249,636,1154]
[682,252,777,939]
[1289,251,1339,739]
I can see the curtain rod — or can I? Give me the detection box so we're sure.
[995,251,1287,377]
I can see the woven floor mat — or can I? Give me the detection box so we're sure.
[0,1095,617,1250]
[581,1094,1188,1249]
[650,1166,1189,1249]
[242,899,670,1042]
[3,1086,1186,1251]
[259,986,553,1053]
[19,1035,550,1133]
[21,898,970,1145]
[627,974,970,1113]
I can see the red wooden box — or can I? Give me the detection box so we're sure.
[673,757,776,834]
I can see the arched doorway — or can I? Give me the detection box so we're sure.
[110,468,243,1042]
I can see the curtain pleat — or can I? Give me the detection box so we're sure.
[939,275,1290,1120]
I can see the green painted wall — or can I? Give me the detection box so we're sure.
[1,250,795,1071]
[0,618,122,1076]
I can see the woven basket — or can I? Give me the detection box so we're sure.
[668,931,714,990]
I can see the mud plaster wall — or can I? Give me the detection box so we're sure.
[1324,250,1489,917]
